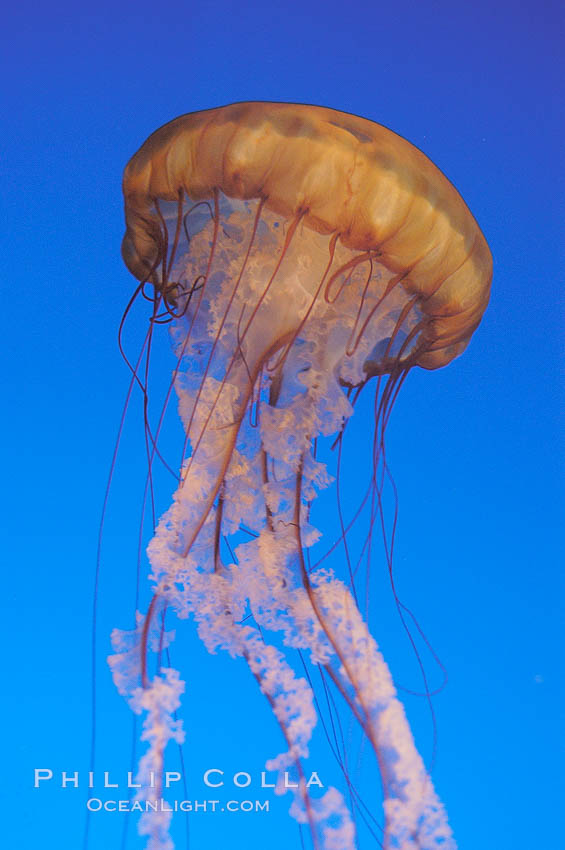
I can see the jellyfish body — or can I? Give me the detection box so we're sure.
[110,103,492,849]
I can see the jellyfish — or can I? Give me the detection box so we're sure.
[108,102,492,850]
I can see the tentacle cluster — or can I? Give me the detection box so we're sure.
[109,192,456,849]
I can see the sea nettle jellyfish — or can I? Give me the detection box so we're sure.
[108,102,492,850]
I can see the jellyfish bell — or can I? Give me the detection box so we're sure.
[111,102,492,849]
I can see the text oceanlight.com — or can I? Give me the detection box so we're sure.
[87,798,270,813]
